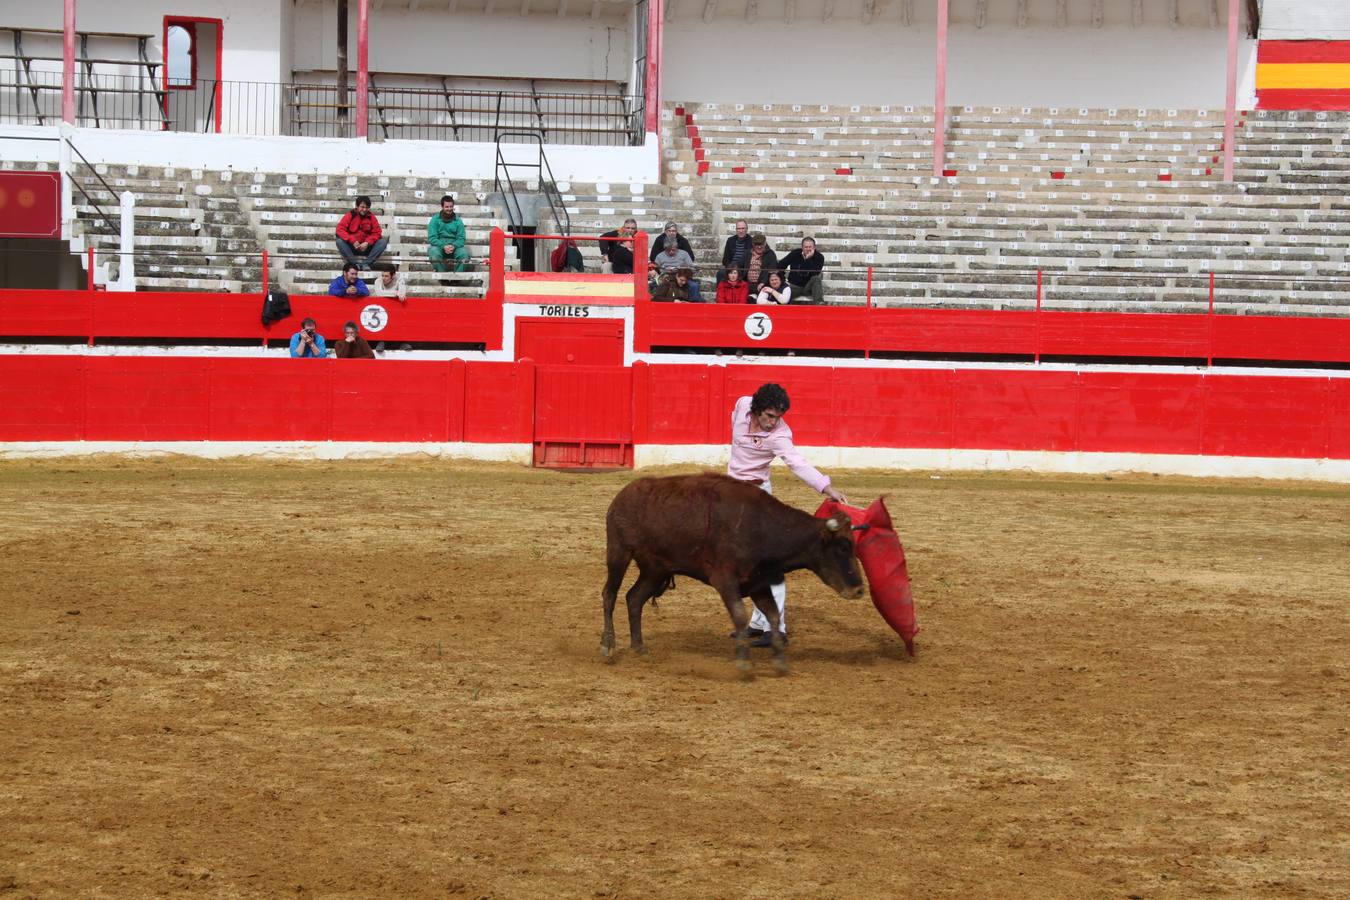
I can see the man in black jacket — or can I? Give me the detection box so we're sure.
[779,236,827,303]
[718,219,753,284]
[599,218,637,274]
[647,221,695,265]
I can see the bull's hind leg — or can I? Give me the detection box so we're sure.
[750,588,788,674]
[600,547,631,658]
[624,570,665,655]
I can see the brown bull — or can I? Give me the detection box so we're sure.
[600,473,866,671]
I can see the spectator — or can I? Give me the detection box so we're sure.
[335,194,388,270]
[600,218,637,274]
[329,262,370,298]
[779,236,826,304]
[652,267,698,302]
[647,221,694,265]
[550,238,584,273]
[428,195,470,273]
[333,320,376,359]
[372,263,406,302]
[718,219,753,283]
[289,317,326,358]
[652,236,695,276]
[755,270,792,305]
[744,232,779,296]
[715,266,750,303]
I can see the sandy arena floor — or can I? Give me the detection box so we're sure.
[1,458,1347,897]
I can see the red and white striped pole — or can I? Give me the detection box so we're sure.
[1222,0,1240,182]
[644,0,664,138]
[62,0,76,124]
[356,0,369,139]
[932,0,949,178]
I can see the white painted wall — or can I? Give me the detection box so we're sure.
[0,123,661,184]
[2,0,290,84]
[1260,0,1350,40]
[290,5,632,84]
[666,21,1256,108]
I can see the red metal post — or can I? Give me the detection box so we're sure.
[86,244,95,345]
[1208,271,1215,367]
[260,249,270,345]
[356,0,369,139]
[62,0,77,124]
[634,230,649,301]
[932,0,950,178]
[865,265,874,359]
[487,227,506,304]
[86,246,95,292]
[644,0,664,140]
[1034,269,1043,363]
[1222,0,1240,182]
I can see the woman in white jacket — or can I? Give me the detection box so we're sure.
[755,270,792,305]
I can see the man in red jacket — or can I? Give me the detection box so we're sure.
[335,194,389,270]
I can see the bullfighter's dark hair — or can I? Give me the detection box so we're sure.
[354,194,372,207]
[751,383,791,416]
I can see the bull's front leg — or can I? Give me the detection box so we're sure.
[749,588,788,675]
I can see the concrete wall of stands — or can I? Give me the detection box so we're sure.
[664,12,1257,108]
[0,124,661,186]
[1261,0,1350,40]
[4,0,291,83]
[290,6,635,86]
[2,355,1348,467]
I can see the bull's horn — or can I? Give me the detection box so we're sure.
[826,518,841,532]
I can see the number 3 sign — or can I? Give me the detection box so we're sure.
[744,311,773,341]
[359,304,389,333]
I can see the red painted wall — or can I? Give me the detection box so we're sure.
[9,289,1350,367]
[3,355,1347,462]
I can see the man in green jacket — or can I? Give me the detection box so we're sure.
[427,195,471,273]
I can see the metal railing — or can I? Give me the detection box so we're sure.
[493,132,572,238]
[1,70,644,145]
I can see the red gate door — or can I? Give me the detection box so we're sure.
[517,318,624,365]
[533,364,633,468]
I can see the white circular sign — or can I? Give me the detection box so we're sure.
[744,311,773,341]
[359,303,389,333]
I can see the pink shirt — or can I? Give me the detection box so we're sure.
[726,395,830,493]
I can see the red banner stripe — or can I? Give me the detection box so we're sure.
[1257,88,1350,110]
[1258,40,1350,64]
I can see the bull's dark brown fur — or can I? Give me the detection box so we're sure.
[600,473,865,671]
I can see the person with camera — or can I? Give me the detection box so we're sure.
[289,318,327,358]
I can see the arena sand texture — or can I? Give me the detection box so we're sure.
[1,459,1347,898]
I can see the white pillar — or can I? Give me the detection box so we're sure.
[117,190,136,292]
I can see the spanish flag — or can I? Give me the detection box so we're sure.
[1257,41,1350,110]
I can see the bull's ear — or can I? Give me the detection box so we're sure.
[825,517,842,532]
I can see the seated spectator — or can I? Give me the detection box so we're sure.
[715,266,750,303]
[329,263,370,298]
[600,218,637,275]
[780,236,827,303]
[755,270,792,305]
[334,321,376,359]
[652,236,694,276]
[372,263,406,302]
[744,232,779,295]
[550,238,584,273]
[428,195,471,273]
[335,195,388,270]
[647,221,694,265]
[718,219,753,283]
[651,267,699,302]
[289,318,326,358]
